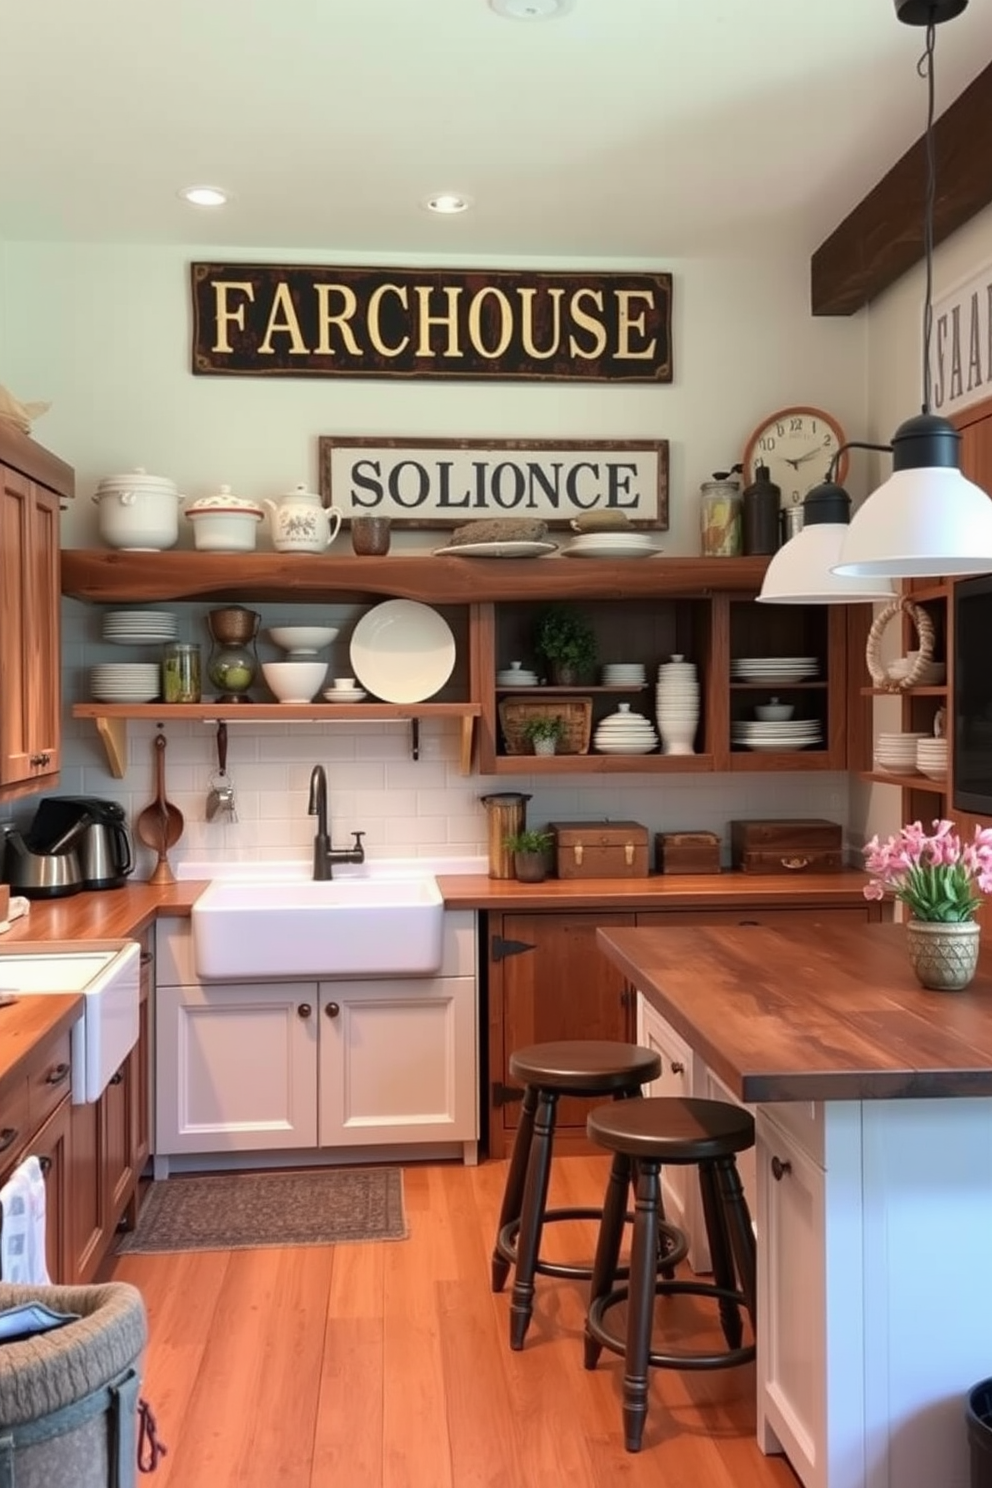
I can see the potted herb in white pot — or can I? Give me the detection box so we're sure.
[521,714,567,756]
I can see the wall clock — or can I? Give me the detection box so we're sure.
[742,406,848,507]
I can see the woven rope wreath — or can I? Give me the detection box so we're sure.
[865,596,935,691]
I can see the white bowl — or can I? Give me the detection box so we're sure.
[268,626,339,654]
[755,703,795,722]
[261,661,328,703]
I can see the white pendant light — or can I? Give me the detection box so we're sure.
[832,0,992,581]
[758,483,896,604]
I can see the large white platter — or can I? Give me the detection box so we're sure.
[349,599,456,703]
[432,540,558,559]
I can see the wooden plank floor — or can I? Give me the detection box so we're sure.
[105,1155,800,1488]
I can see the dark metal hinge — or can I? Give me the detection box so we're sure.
[492,1081,525,1108]
[491,934,537,963]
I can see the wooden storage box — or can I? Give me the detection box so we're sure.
[499,697,592,756]
[730,818,843,874]
[549,819,649,879]
[655,831,721,875]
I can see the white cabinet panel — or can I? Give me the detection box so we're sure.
[318,976,476,1147]
[636,992,696,1244]
[156,982,318,1153]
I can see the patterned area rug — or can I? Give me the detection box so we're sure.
[116,1167,407,1253]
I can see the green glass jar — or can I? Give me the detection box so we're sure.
[162,642,202,703]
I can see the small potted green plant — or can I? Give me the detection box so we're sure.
[521,714,567,756]
[503,827,554,883]
[534,604,597,685]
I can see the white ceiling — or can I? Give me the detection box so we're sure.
[2,0,991,262]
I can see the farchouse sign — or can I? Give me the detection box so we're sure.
[191,264,673,383]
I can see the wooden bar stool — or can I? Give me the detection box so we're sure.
[491,1039,687,1351]
[584,1096,757,1453]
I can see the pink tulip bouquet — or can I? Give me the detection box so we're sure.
[863,819,992,922]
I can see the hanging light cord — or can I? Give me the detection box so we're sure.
[919,17,937,415]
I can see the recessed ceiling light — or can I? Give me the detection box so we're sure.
[179,186,229,208]
[423,193,473,215]
[489,0,575,18]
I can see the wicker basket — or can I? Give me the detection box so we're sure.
[499,697,592,756]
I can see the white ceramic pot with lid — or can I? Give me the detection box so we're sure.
[92,467,185,551]
[186,485,265,552]
[264,483,343,554]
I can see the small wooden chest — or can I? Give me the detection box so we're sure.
[549,820,650,879]
[730,818,843,874]
[655,831,722,875]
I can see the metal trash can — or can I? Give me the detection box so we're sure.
[0,1280,147,1488]
[967,1379,992,1488]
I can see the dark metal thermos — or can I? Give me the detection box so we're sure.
[742,464,782,556]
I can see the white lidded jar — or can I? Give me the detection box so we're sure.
[186,485,265,552]
[93,467,185,551]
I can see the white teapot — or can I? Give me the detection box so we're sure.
[265,483,343,554]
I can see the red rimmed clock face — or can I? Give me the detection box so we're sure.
[742,407,848,507]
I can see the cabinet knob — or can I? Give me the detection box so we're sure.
[29,753,51,768]
[670,1060,685,1075]
[0,1127,19,1155]
[771,1155,792,1181]
[325,1001,341,1019]
[298,1003,313,1019]
[38,1155,52,1177]
[45,1062,70,1086]
[109,1068,124,1086]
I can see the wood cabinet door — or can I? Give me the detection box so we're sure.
[102,1059,135,1227]
[487,911,635,1157]
[69,1096,106,1284]
[0,468,61,788]
[31,1097,71,1284]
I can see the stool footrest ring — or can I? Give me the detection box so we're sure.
[498,1208,688,1282]
[586,1279,755,1371]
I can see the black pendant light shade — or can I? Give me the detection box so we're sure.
[894,0,968,24]
[889,412,962,470]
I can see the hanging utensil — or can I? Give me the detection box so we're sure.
[135,732,184,883]
[206,720,237,822]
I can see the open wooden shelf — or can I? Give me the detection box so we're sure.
[859,770,947,794]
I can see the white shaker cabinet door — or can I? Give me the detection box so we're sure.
[635,992,697,1245]
[156,982,319,1153]
[318,977,477,1149]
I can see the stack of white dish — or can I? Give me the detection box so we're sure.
[102,610,177,645]
[91,663,161,703]
[875,732,929,773]
[322,680,368,703]
[261,661,328,704]
[562,532,662,559]
[601,663,647,687]
[497,662,538,687]
[656,655,699,755]
[731,656,819,684]
[886,653,947,686]
[268,626,339,658]
[732,719,823,752]
[916,736,948,780]
[593,703,658,754]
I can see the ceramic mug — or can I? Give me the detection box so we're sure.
[351,515,392,556]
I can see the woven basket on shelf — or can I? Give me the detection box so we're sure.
[499,697,592,756]
[865,595,935,691]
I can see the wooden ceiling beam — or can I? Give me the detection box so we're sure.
[811,58,992,316]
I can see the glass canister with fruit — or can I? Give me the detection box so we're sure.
[206,607,260,703]
[700,470,743,557]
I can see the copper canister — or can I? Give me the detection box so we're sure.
[480,792,532,879]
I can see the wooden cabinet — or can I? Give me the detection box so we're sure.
[486,911,635,1157]
[0,429,74,797]
[0,1020,74,1283]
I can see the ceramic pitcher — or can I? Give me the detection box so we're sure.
[265,484,343,554]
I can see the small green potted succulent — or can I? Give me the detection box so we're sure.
[503,827,554,883]
[521,714,567,756]
[533,604,597,685]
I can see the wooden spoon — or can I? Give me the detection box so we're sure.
[136,732,184,884]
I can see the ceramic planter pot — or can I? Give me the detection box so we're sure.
[905,918,981,991]
[513,850,547,883]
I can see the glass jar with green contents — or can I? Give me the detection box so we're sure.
[162,642,202,703]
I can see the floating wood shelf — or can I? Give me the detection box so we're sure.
[859,770,947,794]
[72,701,481,778]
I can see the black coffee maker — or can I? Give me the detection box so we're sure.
[29,796,134,890]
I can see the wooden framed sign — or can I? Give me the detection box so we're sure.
[317,436,669,529]
[191,263,673,383]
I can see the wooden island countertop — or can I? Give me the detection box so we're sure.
[597,921,992,1103]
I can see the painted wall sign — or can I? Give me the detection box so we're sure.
[931,257,992,417]
[191,263,673,383]
[317,437,669,529]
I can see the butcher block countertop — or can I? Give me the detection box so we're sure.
[0,881,204,948]
[0,994,82,1096]
[436,868,872,911]
[598,922,992,1104]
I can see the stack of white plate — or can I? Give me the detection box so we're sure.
[562,531,662,560]
[91,663,161,703]
[496,663,538,687]
[102,610,178,645]
[875,732,929,773]
[593,703,658,754]
[602,663,646,687]
[916,737,948,780]
[322,684,368,703]
[732,720,823,752]
[731,656,819,684]
[656,654,699,756]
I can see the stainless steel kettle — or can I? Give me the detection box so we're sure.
[1,823,85,898]
[30,796,134,890]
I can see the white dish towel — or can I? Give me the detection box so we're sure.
[0,1155,50,1284]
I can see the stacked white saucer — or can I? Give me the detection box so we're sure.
[602,662,647,687]
[497,661,538,687]
[91,662,161,703]
[916,736,948,780]
[102,610,177,645]
[875,732,929,773]
[732,719,823,752]
[732,655,819,684]
[593,703,658,755]
[656,655,699,756]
